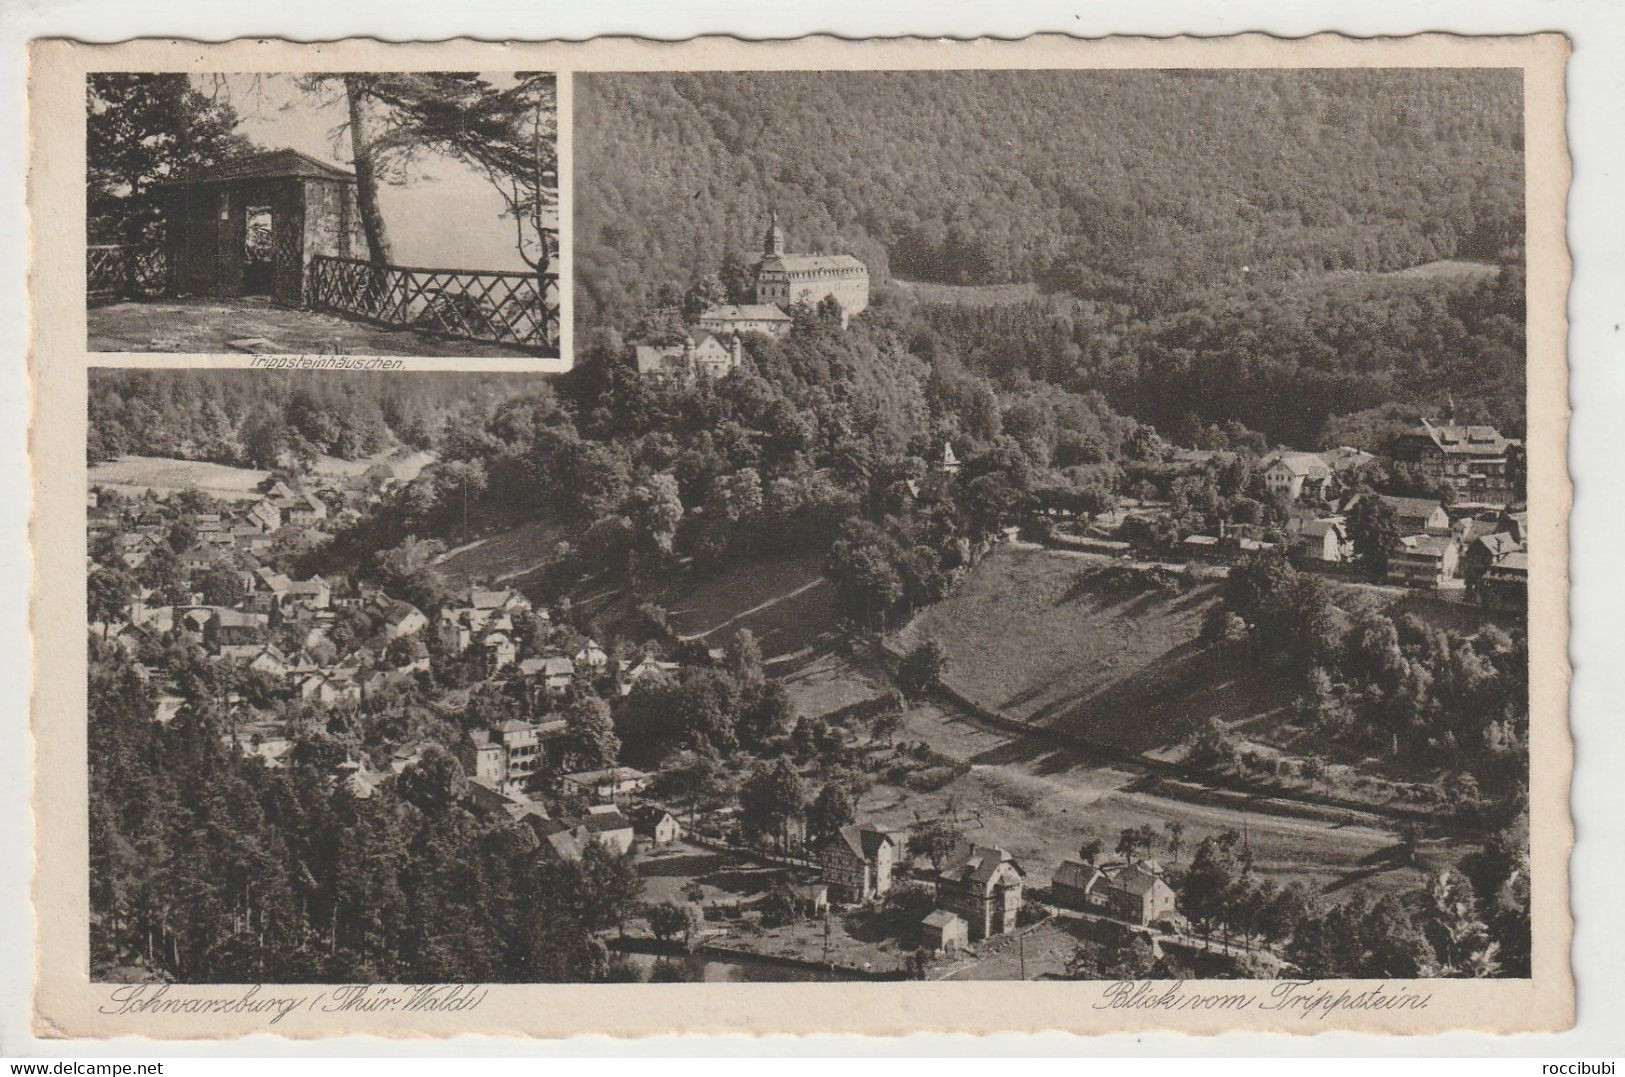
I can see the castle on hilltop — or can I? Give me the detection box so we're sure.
[639,212,872,379]
[752,210,870,323]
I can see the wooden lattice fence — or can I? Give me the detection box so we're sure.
[307,256,559,355]
[88,244,170,304]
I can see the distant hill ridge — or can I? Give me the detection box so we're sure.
[575,69,1523,327]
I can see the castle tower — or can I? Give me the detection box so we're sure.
[763,209,784,257]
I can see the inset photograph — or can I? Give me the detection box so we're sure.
[87,72,560,359]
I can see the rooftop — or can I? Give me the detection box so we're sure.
[161,148,356,187]
[700,303,793,322]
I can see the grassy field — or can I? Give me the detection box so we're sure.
[887,544,1485,810]
[88,450,436,503]
[434,515,573,590]
[1301,259,1503,297]
[887,277,1042,307]
[583,552,841,663]
[88,455,272,500]
[892,546,1295,755]
[848,681,1452,905]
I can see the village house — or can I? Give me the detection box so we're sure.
[573,639,610,674]
[296,671,361,706]
[935,844,1024,941]
[622,654,679,694]
[1289,516,1353,564]
[634,331,744,380]
[1387,533,1462,588]
[336,756,379,799]
[1391,418,1516,505]
[1462,531,1524,594]
[283,575,331,614]
[177,545,216,573]
[696,303,794,339]
[242,735,294,770]
[180,605,268,654]
[538,806,637,860]
[246,566,293,613]
[480,629,518,671]
[562,766,652,803]
[1050,859,1110,911]
[1476,549,1529,609]
[1262,451,1333,502]
[1319,445,1377,474]
[246,497,283,533]
[276,490,328,528]
[112,532,160,571]
[519,655,577,699]
[373,597,428,640]
[195,517,233,547]
[920,909,970,954]
[244,644,290,678]
[819,823,899,904]
[436,586,533,653]
[1377,494,1453,536]
[632,805,683,846]
[1098,859,1178,927]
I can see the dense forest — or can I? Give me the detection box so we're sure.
[87,370,541,468]
[575,69,1523,326]
[574,69,1525,447]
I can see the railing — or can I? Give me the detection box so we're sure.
[88,244,170,304]
[306,256,559,356]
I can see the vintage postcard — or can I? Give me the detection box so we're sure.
[29,33,1571,1038]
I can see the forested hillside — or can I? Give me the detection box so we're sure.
[87,370,540,468]
[575,69,1523,326]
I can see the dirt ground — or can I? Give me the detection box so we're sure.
[89,297,546,359]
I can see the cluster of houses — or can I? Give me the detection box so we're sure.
[1277,490,1528,602]
[811,820,1186,955]
[96,479,338,575]
[90,470,709,824]
[1078,421,1529,606]
[814,822,1028,954]
[1050,856,1179,927]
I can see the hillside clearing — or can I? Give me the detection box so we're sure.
[888,277,1042,307]
[583,552,841,663]
[88,455,271,500]
[893,545,1295,755]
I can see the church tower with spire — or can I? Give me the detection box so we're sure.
[762,208,785,257]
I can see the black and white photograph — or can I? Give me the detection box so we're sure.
[77,64,1542,992]
[85,72,560,359]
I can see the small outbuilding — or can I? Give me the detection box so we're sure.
[920,909,968,954]
[159,148,366,306]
